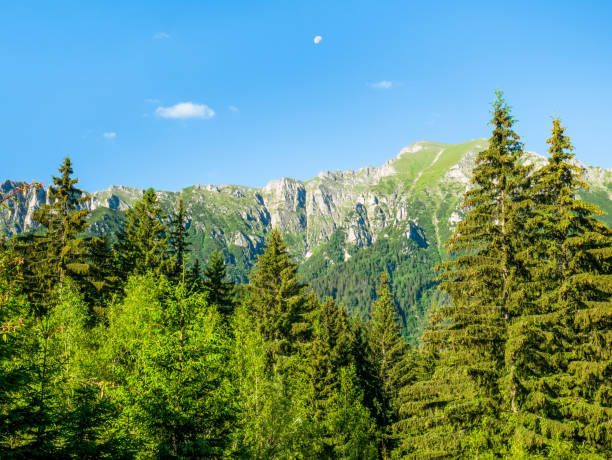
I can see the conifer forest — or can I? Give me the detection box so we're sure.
[1,92,610,459]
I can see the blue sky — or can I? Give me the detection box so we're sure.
[2,1,611,191]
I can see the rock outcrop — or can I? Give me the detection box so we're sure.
[2,139,611,271]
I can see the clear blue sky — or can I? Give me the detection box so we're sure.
[2,0,611,191]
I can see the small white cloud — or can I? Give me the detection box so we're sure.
[154,32,171,40]
[103,132,117,139]
[155,102,215,119]
[370,80,393,89]
[228,105,240,112]
[145,98,160,104]
[314,35,322,45]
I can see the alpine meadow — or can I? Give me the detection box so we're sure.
[1,2,612,459]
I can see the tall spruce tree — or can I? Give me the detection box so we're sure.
[117,187,172,277]
[301,298,354,454]
[15,158,100,314]
[168,198,190,282]
[311,298,379,457]
[367,272,410,455]
[186,257,203,291]
[396,91,531,457]
[202,250,235,317]
[246,229,311,368]
[506,118,612,456]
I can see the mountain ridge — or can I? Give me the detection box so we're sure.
[3,139,611,339]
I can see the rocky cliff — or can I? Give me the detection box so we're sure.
[3,139,611,339]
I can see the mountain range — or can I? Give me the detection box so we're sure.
[2,139,611,340]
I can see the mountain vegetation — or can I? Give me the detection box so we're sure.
[0,92,610,458]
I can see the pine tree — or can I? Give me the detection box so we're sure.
[116,187,172,277]
[168,198,190,282]
[202,250,235,317]
[247,229,311,368]
[396,91,531,457]
[506,118,612,456]
[367,272,410,455]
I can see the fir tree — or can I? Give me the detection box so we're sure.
[396,91,531,456]
[302,297,354,455]
[247,229,311,368]
[15,158,99,315]
[202,250,235,317]
[367,272,410,455]
[168,198,190,282]
[186,257,203,291]
[116,187,172,277]
[506,118,612,456]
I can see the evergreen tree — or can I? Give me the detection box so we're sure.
[506,118,612,456]
[247,229,312,368]
[301,297,355,455]
[116,187,172,277]
[202,250,235,317]
[396,91,531,456]
[186,257,203,291]
[322,364,378,459]
[36,158,90,280]
[84,235,119,314]
[367,272,410,455]
[14,158,110,317]
[16,159,86,305]
[168,198,190,282]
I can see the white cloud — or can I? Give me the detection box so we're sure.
[228,105,240,112]
[370,80,393,89]
[145,98,160,104]
[154,32,171,40]
[314,35,322,44]
[155,102,215,119]
[103,132,117,139]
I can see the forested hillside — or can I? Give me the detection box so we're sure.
[1,92,611,458]
[2,134,610,343]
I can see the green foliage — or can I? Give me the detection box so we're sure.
[116,187,173,277]
[2,97,611,459]
[0,280,127,457]
[299,298,378,457]
[247,229,312,367]
[300,224,442,344]
[168,198,190,282]
[396,91,533,456]
[102,274,234,457]
[229,303,306,458]
[505,118,612,455]
[202,250,235,317]
[367,272,411,454]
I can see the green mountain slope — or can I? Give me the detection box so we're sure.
[2,139,610,339]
